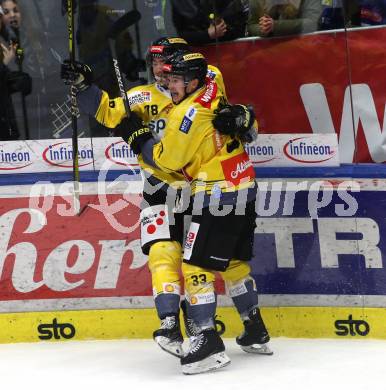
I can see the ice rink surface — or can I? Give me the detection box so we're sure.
[0,338,384,390]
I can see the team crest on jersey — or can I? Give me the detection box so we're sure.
[127,91,151,107]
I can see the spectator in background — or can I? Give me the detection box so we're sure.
[360,0,386,26]
[247,0,322,37]
[0,0,46,140]
[0,5,17,140]
[0,4,30,140]
[0,0,20,29]
[171,0,249,45]
[319,1,361,30]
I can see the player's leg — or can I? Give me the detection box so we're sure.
[221,260,272,355]
[181,262,230,375]
[222,199,273,354]
[148,240,183,357]
[141,184,184,357]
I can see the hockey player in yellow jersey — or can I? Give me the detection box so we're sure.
[121,51,272,375]
[60,38,229,359]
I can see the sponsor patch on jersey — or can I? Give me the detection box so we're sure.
[226,280,248,298]
[127,91,151,107]
[140,205,170,247]
[207,69,216,80]
[162,283,180,295]
[179,116,193,134]
[221,152,255,185]
[186,106,197,120]
[194,79,218,109]
[184,222,200,261]
[164,102,174,114]
[188,292,216,305]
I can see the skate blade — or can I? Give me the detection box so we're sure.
[241,343,273,355]
[182,352,231,375]
[154,336,184,357]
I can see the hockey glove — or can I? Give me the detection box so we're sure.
[61,59,93,93]
[213,104,258,144]
[121,112,154,155]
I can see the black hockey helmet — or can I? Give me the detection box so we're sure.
[162,50,208,87]
[146,37,189,68]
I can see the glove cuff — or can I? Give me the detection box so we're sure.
[128,126,153,155]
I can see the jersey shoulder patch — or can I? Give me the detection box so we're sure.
[206,68,216,80]
[179,106,197,134]
[194,79,218,109]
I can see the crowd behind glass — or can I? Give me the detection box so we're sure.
[0,0,385,141]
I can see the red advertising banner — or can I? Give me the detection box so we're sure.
[197,28,386,163]
[0,188,225,308]
[0,194,150,301]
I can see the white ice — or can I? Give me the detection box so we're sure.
[0,338,384,390]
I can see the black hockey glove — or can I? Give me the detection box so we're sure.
[61,59,93,93]
[121,112,154,155]
[213,104,258,144]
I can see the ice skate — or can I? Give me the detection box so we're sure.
[180,300,200,339]
[236,308,273,355]
[153,315,184,357]
[181,329,231,375]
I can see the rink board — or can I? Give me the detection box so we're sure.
[0,307,384,343]
[0,167,386,342]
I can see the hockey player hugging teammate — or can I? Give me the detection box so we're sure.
[121,50,273,375]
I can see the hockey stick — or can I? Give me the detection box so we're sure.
[12,27,30,140]
[107,10,141,119]
[132,1,142,63]
[66,0,81,214]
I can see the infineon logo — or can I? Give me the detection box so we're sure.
[105,141,138,167]
[0,146,32,170]
[42,142,93,168]
[245,144,275,164]
[283,137,336,163]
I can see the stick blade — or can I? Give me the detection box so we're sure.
[108,10,141,39]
